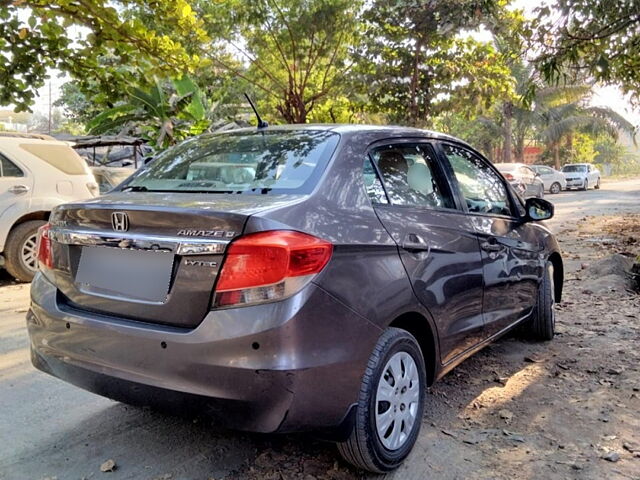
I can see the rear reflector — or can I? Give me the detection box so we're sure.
[214,230,332,308]
[36,223,54,269]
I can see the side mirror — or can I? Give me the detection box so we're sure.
[525,197,554,221]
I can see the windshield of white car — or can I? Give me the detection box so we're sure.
[562,165,587,173]
[123,130,339,194]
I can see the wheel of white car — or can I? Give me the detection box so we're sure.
[337,327,426,473]
[595,177,601,189]
[550,182,561,194]
[4,220,46,282]
[581,179,588,191]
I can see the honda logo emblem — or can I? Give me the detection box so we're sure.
[111,212,129,232]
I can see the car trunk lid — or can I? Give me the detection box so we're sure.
[48,192,304,328]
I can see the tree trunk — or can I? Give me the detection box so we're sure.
[408,38,423,127]
[501,102,513,163]
[553,142,561,170]
[515,133,525,163]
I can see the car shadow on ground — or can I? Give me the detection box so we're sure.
[0,269,22,287]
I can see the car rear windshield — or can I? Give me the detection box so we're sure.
[124,130,340,194]
[562,165,587,172]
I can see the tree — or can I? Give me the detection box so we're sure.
[0,0,205,112]
[357,0,517,127]
[88,76,209,149]
[197,0,362,124]
[533,0,640,102]
[537,99,636,169]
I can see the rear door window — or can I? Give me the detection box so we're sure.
[363,157,388,204]
[0,153,24,177]
[369,144,455,209]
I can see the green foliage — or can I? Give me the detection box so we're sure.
[533,0,640,103]
[88,76,210,149]
[595,136,629,166]
[357,0,518,127]
[200,0,363,124]
[0,0,205,112]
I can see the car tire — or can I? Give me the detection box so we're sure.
[337,327,426,473]
[549,182,561,194]
[595,177,601,189]
[581,180,588,191]
[523,261,555,341]
[537,185,544,198]
[4,220,46,282]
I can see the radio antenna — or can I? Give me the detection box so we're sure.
[244,93,268,129]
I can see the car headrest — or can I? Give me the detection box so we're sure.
[407,162,434,194]
[378,151,408,177]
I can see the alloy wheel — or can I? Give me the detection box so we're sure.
[375,351,421,450]
[21,233,38,272]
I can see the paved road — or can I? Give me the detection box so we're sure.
[545,177,640,231]
[0,177,638,480]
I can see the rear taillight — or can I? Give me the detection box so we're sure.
[503,173,514,181]
[214,230,333,308]
[36,223,54,270]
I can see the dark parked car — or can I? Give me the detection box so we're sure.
[28,125,563,473]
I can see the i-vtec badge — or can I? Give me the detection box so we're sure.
[184,259,218,268]
[177,229,236,238]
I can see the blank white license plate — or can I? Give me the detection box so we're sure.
[75,247,174,303]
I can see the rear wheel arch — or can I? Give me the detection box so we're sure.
[10,211,50,230]
[388,312,437,386]
[548,252,563,302]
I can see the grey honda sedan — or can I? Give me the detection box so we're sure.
[27,125,562,472]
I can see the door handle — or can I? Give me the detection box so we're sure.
[480,237,504,252]
[8,184,29,195]
[402,233,430,252]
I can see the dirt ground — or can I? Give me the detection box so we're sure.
[232,214,640,480]
[1,180,639,480]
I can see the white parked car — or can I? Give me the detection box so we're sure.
[0,133,98,281]
[494,163,545,198]
[531,165,567,194]
[561,163,601,190]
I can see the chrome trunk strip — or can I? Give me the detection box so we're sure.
[50,228,228,255]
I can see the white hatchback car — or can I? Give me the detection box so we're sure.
[531,165,567,194]
[0,133,98,281]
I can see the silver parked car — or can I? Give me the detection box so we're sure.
[531,165,567,194]
[495,163,545,198]
[561,163,601,190]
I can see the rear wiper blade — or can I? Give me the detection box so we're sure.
[121,185,148,192]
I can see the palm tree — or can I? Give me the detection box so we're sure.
[536,96,636,169]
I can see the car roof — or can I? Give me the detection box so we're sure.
[203,123,469,146]
[0,132,56,141]
[0,135,69,146]
[495,162,527,168]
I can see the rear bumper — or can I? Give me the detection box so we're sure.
[27,273,381,433]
